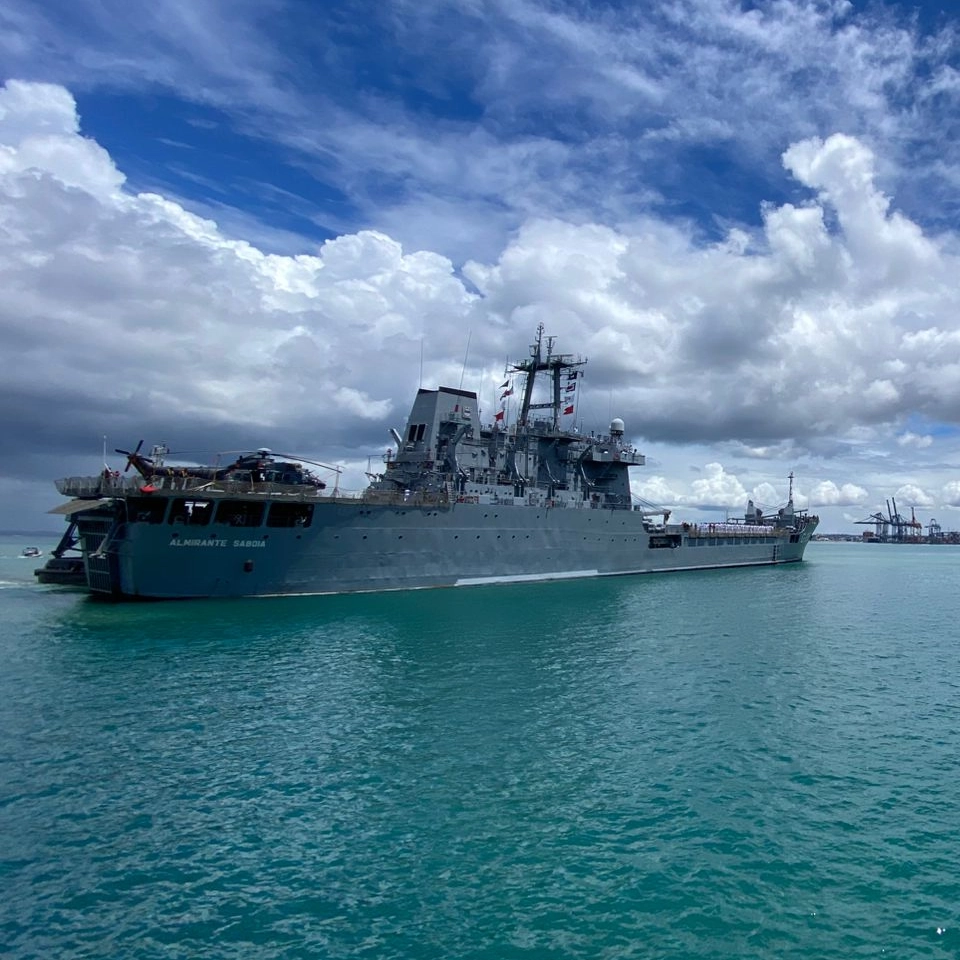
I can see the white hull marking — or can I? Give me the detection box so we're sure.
[455,569,600,587]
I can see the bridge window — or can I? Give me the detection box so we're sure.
[128,497,167,524]
[214,500,264,527]
[267,502,314,528]
[406,423,428,444]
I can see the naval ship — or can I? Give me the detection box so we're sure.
[44,328,818,599]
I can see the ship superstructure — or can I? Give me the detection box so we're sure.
[373,328,642,511]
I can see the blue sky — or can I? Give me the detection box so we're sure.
[3,0,960,533]
[45,0,960,257]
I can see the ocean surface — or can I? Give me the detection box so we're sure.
[1,536,958,959]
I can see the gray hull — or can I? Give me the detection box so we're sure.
[80,498,817,599]
[57,328,820,600]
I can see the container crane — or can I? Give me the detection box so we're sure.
[906,506,924,542]
[855,511,889,541]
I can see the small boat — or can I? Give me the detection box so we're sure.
[20,546,42,558]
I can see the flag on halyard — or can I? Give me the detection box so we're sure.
[494,409,505,422]
[563,404,575,415]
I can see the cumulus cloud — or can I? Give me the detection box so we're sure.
[633,464,801,514]
[4,78,960,531]
[688,463,748,510]
[5,0,958,273]
[466,132,960,453]
[0,80,124,196]
[808,480,869,507]
[0,81,477,473]
[941,481,960,507]
[893,483,935,508]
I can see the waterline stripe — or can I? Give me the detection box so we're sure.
[455,569,599,586]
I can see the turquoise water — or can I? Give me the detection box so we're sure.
[1,538,958,958]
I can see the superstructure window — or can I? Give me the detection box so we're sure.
[214,500,265,527]
[649,534,681,549]
[127,497,167,524]
[267,502,315,528]
[168,498,213,526]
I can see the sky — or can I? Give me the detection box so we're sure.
[3,0,960,535]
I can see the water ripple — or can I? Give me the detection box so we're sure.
[2,544,959,958]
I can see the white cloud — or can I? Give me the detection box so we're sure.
[897,431,933,449]
[689,462,747,509]
[461,131,960,456]
[893,483,935,508]
[631,465,867,517]
[631,474,681,506]
[783,133,939,291]
[0,78,79,139]
[750,482,781,508]
[5,0,958,272]
[0,81,477,465]
[941,481,960,507]
[0,80,124,197]
[5,77,960,534]
[808,480,869,507]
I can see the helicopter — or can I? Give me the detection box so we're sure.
[114,441,331,489]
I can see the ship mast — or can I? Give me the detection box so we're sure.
[516,324,543,428]
[511,324,585,430]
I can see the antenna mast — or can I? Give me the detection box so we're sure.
[458,330,472,392]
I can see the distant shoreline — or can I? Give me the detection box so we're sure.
[0,531,62,539]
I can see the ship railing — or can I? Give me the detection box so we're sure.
[449,493,639,510]
[550,498,621,509]
[181,479,331,499]
[360,488,452,507]
[681,522,792,538]
[56,474,331,500]
[56,475,145,497]
[586,447,646,465]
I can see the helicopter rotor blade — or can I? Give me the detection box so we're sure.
[272,454,343,473]
[114,440,151,473]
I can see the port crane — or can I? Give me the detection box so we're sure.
[855,497,923,542]
[854,511,889,541]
